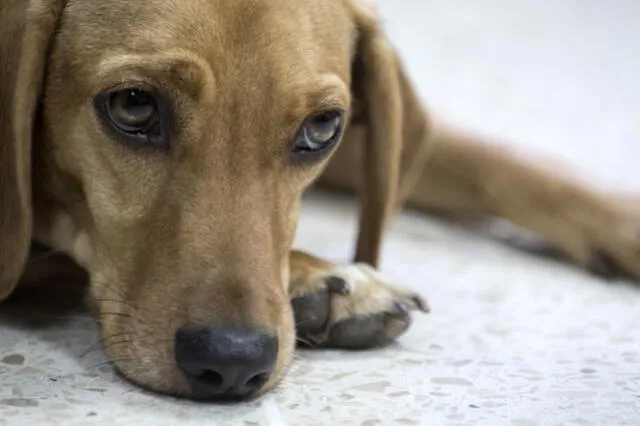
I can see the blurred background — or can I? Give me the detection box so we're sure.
[372,0,639,191]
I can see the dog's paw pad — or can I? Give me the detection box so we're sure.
[291,263,428,349]
[325,302,412,349]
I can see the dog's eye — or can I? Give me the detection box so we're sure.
[96,88,169,149]
[108,89,157,133]
[292,111,344,155]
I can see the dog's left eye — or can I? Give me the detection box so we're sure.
[96,88,169,149]
[292,111,344,155]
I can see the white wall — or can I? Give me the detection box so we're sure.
[372,0,640,190]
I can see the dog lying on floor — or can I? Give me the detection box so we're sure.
[2,0,638,402]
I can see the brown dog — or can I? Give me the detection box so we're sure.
[1,0,638,402]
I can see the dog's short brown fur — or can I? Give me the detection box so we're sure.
[2,0,638,400]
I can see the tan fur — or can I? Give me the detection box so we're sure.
[1,0,638,400]
[323,122,640,275]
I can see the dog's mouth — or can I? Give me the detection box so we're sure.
[93,295,295,402]
[112,364,278,403]
[100,325,291,402]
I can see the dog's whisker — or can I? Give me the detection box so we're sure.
[295,336,315,347]
[96,313,155,330]
[80,331,132,358]
[98,311,134,319]
[91,278,130,302]
[84,360,115,371]
[102,339,134,352]
[85,357,135,371]
[90,278,157,318]
[92,297,141,312]
[82,341,132,360]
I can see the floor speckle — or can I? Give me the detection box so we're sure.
[1,355,25,366]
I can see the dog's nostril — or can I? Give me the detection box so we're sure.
[245,372,269,389]
[198,370,224,387]
[174,325,278,401]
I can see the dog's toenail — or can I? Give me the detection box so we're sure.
[393,302,409,315]
[412,295,430,313]
[326,276,351,294]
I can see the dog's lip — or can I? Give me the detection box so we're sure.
[93,292,297,403]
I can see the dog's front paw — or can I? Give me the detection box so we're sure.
[290,262,429,349]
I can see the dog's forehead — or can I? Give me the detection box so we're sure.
[61,0,356,80]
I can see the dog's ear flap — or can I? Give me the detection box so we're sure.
[347,1,430,267]
[0,0,66,301]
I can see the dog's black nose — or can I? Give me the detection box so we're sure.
[174,325,278,400]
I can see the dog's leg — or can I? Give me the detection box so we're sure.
[288,250,428,348]
[409,126,640,278]
[323,123,640,279]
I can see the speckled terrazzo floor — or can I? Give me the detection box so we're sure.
[1,1,640,425]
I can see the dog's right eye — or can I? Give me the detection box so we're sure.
[108,89,157,132]
[96,88,169,149]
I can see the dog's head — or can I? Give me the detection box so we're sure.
[0,0,419,400]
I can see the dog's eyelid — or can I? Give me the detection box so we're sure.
[309,101,348,117]
[304,91,350,114]
[302,73,351,106]
[100,79,155,94]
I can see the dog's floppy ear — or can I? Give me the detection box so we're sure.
[347,1,430,267]
[0,0,66,300]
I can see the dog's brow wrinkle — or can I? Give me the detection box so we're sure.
[95,50,215,101]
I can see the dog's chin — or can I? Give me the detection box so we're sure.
[111,364,192,400]
[92,286,298,402]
